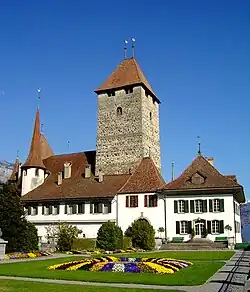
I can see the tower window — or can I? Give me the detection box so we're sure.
[125,87,133,94]
[117,107,122,116]
[108,91,115,97]
[23,170,27,176]
[150,112,152,121]
[35,168,39,176]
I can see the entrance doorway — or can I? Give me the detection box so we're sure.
[195,222,205,238]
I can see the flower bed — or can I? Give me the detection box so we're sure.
[67,247,144,255]
[5,251,51,260]
[48,256,192,274]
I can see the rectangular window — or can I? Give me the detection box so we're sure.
[52,205,59,215]
[178,200,185,213]
[126,196,138,208]
[144,195,157,207]
[103,202,111,214]
[195,200,203,213]
[44,205,49,215]
[213,199,220,212]
[180,221,188,234]
[94,202,103,214]
[78,203,85,214]
[31,206,38,216]
[211,220,219,234]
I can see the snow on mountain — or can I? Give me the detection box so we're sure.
[0,160,14,184]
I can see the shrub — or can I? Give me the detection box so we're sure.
[57,223,80,251]
[96,221,123,251]
[72,238,96,250]
[130,219,155,250]
[123,236,132,250]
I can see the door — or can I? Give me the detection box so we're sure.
[195,222,205,238]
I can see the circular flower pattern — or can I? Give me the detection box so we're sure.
[48,256,192,274]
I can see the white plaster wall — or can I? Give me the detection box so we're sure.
[21,168,44,196]
[234,200,242,243]
[27,200,116,240]
[165,194,242,243]
[116,193,165,236]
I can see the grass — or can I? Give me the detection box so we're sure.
[0,251,233,286]
[0,280,184,292]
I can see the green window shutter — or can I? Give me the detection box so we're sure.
[73,204,77,214]
[57,205,60,214]
[64,204,67,214]
[220,199,224,212]
[190,200,194,213]
[82,203,85,214]
[203,200,207,213]
[174,201,178,213]
[42,206,44,215]
[49,205,52,215]
[188,221,192,233]
[176,221,180,234]
[108,202,111,213]
[209,200,213,212]
[28,206,31,215]
[78,204,82,214]
[219,220,224,234]
[185,201,189,213]
[90,203,93,214]
[207,221,211,234]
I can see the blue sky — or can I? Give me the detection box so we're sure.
[0,0,249,197]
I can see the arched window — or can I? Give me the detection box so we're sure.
[23,170,27,176]
[149,112,152,121]
[35,168,39,176]
[117,107,122,116]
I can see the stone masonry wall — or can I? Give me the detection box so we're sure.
[95,86,161,175]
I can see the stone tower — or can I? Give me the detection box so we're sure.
[95,57,161,175]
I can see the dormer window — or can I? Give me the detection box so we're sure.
[35,168,39,176]
[117,107,122,116]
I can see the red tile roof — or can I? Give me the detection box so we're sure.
[118,157,165,194]
[21,151,130,201]
[161,155,245,202]
[22,109,46,169]
[9,156,19,182]
[95,58,159,102]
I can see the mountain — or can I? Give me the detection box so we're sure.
[241,202,250,242]
[0,160,14,184]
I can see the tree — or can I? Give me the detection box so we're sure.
[0,182,38,252]
[129,219,155,250]
[96,221,123,251]
[56,223,80,251]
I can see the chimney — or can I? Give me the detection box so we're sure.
[98,169,103,183]
[64,162,72,179]
[58,172,63,185]
[85,164,91,178]
[206,157,214,166]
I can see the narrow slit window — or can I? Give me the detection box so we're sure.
[117,107,122,116]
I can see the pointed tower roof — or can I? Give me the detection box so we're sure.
[40,133,54,160]
[22,109,46,169]
[9,156,20,181]
[95,58,159,102]
[118,157,165,194]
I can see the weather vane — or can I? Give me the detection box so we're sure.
[131,37,136,58]
[197,135,201,155]
[124,40,128,59]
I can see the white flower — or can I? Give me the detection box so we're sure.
[128,258,136,262]
[112,263,125,272]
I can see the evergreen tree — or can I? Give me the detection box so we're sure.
[130,219,155,250]
[0,182,38,252]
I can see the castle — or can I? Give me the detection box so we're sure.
[9,53,245,244]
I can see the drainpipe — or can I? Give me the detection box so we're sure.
[164,195,167,241]
[116,195,119,226]
[233,198,236,244]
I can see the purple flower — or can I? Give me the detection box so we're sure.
[101,263,114,272]
[120,257,127,262]
[124,263,140,273]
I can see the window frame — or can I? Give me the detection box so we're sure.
[178,200,185,213]
[211,220,220,234]
[213,199,220,212]
[180,221,188,235]
[195,200,203,213]
[126,195,138,208]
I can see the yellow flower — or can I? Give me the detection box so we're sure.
[66,261,91,271]
[144,262,174,274]
[28,253,36,258]
[90,262,107,272]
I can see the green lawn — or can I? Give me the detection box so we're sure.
[0,251,233,286]
[0,280,183,292]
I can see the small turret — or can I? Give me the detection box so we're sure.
[21,108,46,195]
[8,156,20,183]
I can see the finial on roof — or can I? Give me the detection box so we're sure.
[67,141,70,151]
[37,88,41,108]
[197,136,201,155]
[16,149,19,158]
[131,37,136,58]
[171,161,175,181]
[124,40,128,59]
[41,123,44,133]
